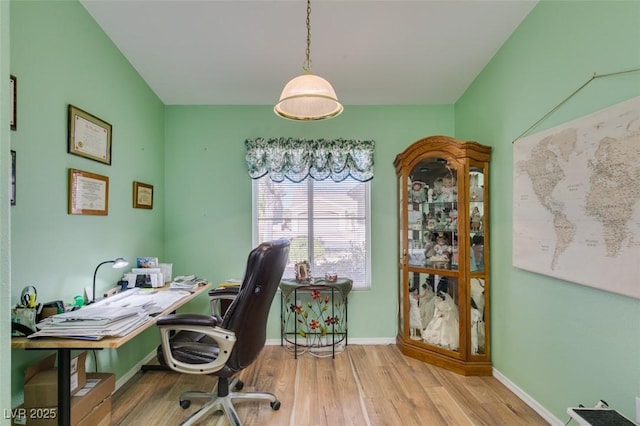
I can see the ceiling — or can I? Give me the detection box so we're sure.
[80,0,537,106]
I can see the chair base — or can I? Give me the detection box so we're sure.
[178,384,280,426]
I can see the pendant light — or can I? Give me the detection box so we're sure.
[274,0,343,121]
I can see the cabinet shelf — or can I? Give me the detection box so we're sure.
[395,135,492,376]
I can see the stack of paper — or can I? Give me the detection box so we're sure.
[28,288,190,340]
[29,305,151,340]
[170,275,207,291]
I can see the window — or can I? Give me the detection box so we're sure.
[253,177,370,289]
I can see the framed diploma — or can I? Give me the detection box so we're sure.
[10,150,16,205]
[133,181,153,209]
[68,168,109,215]
[10,75,16,131]
[68,105,112,165]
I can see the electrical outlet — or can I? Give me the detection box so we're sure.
[635,396,640,424]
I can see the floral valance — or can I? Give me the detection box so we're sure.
[245,138,375,183]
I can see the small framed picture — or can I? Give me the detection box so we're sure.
[68,105,112,165]
[294,260,311,282]
[133,181,153,209]
[10,75,16,131]
[68,168,109,215]
[10,150,16,205]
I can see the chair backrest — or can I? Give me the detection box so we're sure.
[221,238,290,372]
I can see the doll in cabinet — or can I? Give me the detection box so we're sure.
[426,234,453,269]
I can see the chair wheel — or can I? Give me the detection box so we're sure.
[234,380,244,390]
[180,400,191,409]
[270,400,281,411]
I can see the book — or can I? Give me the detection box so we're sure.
[136,257,158,268]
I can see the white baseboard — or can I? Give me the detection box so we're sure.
[492,367,563,426]
[115,350,158,392]
[265,337,395,346]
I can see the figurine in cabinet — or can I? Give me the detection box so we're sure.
[409,287,423,340]
[448,208,458,231]
[470,206,482,231]
[409,180,426,203]
[470,278,485,354]
[425,212,437,231]
[419,283,436,330]
[470,173,483,202]
[441,175,457,202]
[471,234,484,271]
[422,292,460,350]
[427,234,452,268]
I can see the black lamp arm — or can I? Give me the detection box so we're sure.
[92,260,115,303]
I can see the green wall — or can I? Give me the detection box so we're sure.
[8,0,166,409]
[455,0,640,421]
[1,0,13,421]
[163,105,455,339]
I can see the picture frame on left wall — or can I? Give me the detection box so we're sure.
[68,104,112,165]
[10,150,16,205]
[133,181,153,209]
[68,168,109,215]
[10,75,16,131]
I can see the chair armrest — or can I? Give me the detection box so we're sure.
[157,314,236,375]
[209,287,240,317]
[157,313,220,327]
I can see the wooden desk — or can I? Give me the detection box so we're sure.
[11,283,212,426]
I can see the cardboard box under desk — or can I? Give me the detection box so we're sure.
[13,373,114,426]
[23,352,87,408]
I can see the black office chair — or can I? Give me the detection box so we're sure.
[156,239,290,426]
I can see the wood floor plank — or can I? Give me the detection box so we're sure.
[111,345,549,426]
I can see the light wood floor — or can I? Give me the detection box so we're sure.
[111,345,549,425]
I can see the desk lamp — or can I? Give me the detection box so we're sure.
[91,257,129,304]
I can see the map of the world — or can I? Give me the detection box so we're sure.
[513,96,640,299]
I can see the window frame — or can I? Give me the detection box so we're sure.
[252,177,372,290]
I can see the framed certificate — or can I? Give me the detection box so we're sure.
[68,168,109,215]
[68,105,112,165]
[10,75,16,131]
[133,181,153,209]
[10,150,16,205]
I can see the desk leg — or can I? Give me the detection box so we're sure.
[57,349,71,426]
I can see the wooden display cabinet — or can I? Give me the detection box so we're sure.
[394,135,492,375]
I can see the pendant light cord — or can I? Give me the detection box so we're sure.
[303,0,312,73]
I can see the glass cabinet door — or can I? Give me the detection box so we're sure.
[405,157,462,352]
[469,166,485,272]
[469,165,487,356]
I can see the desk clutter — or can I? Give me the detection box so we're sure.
[28,288,193,340]
[12,352,114,426]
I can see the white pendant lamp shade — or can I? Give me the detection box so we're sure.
[274,73,343,121]
[274,0,343,121]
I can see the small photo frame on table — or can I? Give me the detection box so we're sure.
[10,75,16,131]
[133,181,153,209]
[68,105,112,165]
[68,168,109,215]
